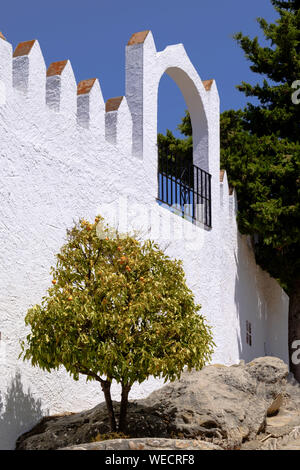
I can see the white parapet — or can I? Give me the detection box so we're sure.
[220,169,238,219]
[220,169,230,210]
[46,59,77,117]
[229,188,238,218]
[77,78,105,137]
[105,96,132,155]
[13,40,46,103]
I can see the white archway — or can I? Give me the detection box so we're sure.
[125,30,219,199]
[161,65,208,170]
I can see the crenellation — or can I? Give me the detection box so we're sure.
[105,96,132,154]
[229,188,238,217]
[105,96,122,145]
[46,60,77,117]
[220,169,230,212]
[77,78,105,136]
[13,40,46,102]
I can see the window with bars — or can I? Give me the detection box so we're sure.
[157,154,212,228]
[246,321,252,346]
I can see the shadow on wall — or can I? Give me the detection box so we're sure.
[0,371,44,450]
[234,235,270,363]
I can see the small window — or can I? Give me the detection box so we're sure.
[246,321,252,346]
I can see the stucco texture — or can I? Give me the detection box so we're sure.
[0,31,288,449]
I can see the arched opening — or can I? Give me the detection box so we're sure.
[157,69,211,228]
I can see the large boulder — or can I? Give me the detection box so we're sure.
[16,356,288,450]
[135,356,288,448]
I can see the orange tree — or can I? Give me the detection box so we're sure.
[21,216,214,432]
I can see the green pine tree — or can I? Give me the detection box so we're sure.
[226,0,300,380]
[234,0,300,141]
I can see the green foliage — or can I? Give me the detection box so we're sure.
[272,0,300,9]
[221,0,300,292]
[158,129,192,169]
[157,0,300,293]
[21,216,214,387]
[220,113,300,291]
[233,0,300,142]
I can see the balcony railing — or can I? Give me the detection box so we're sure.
[157,154,212,228]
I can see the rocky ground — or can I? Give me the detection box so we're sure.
[15,356,300,450]
[61,438,223,450]
[241,374,300,450]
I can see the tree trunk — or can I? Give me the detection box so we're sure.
[118,383,131,433]
[101,380,117,432]
[289,278,300,382]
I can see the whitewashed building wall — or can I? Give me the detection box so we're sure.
[0,30,289,449]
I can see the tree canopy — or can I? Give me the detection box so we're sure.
[21,216,214,431]
[221,0,300,293]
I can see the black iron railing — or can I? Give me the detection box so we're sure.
[157,154,212,228]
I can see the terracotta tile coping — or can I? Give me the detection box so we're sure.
[13,40,35,57]
[47,60,68,77]
[127,31,150,46]
[77,78,97,95]
[202,79,214,91]
[106,96,123,112]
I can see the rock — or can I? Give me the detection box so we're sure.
[16,356,288,450]
[267,394,284,416]
[284,373,300,412]
[241,373,300,450]
[265,408,300,437]
[136,356,288,449]
[61,438,223,450]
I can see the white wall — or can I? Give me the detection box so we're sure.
[0,32,289,449]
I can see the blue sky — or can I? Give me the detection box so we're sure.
[1,0,277,135]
